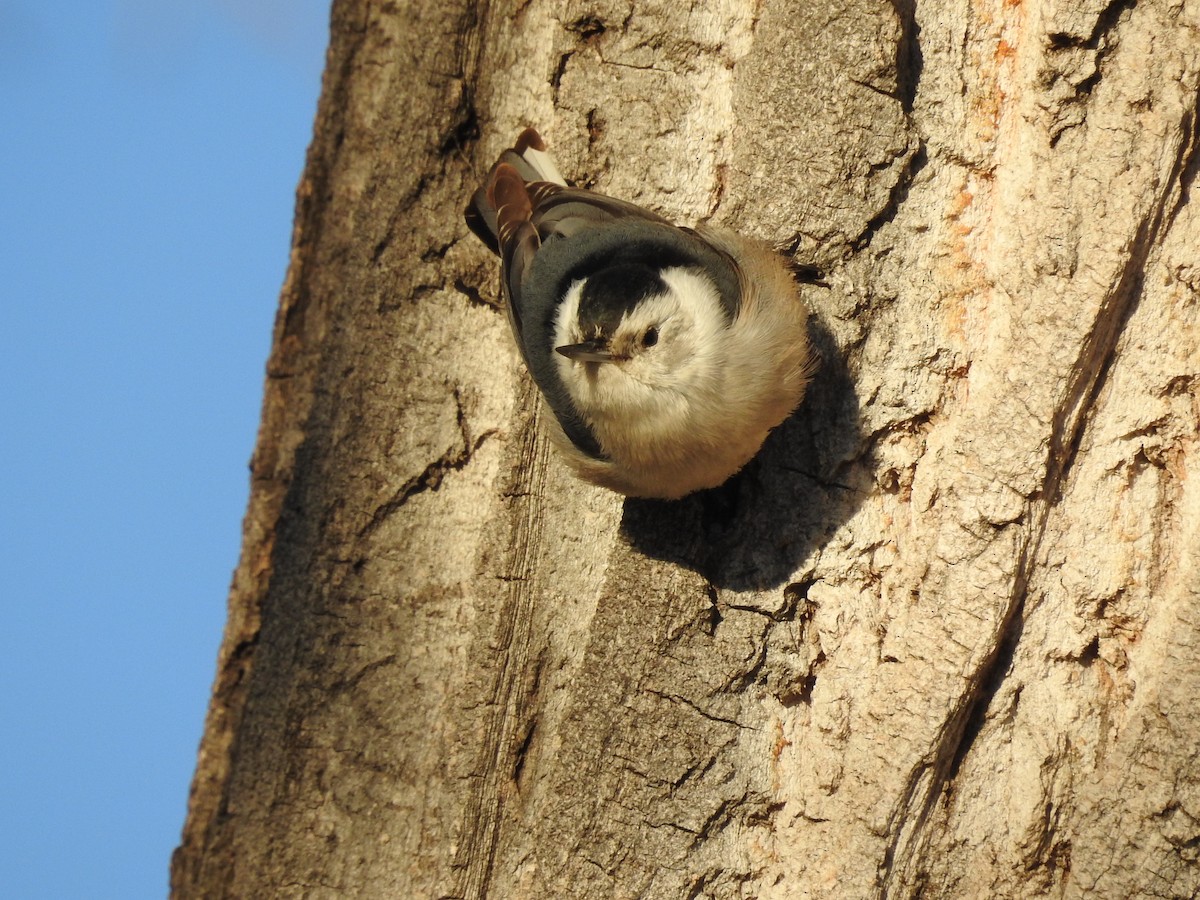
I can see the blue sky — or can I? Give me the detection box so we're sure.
[0,1,328,895]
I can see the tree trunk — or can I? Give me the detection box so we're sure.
[172,0,1200,897]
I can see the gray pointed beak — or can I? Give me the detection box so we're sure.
[555,338,616,363]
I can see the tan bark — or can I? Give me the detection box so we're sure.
[173,0,1200,897]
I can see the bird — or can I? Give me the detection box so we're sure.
[465,127,814,500]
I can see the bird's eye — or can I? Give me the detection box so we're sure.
[641,327,659,348]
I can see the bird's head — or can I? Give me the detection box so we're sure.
[554,263,730,416]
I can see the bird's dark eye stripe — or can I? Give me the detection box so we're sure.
[642,327,659,347]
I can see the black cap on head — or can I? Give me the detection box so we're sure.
[577,263,666,336]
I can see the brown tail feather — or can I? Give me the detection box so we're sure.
[526,180,563,206]
[514,127,546,153]
[488,163,534,250]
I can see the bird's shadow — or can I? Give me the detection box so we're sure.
[620,314,864,591]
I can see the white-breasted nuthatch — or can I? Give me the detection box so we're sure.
[466,128,814,499]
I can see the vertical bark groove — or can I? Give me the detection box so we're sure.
[454,410,546,899]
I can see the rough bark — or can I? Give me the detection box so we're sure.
[173,0,1200,897]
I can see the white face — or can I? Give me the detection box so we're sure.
[553,267,730,421]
